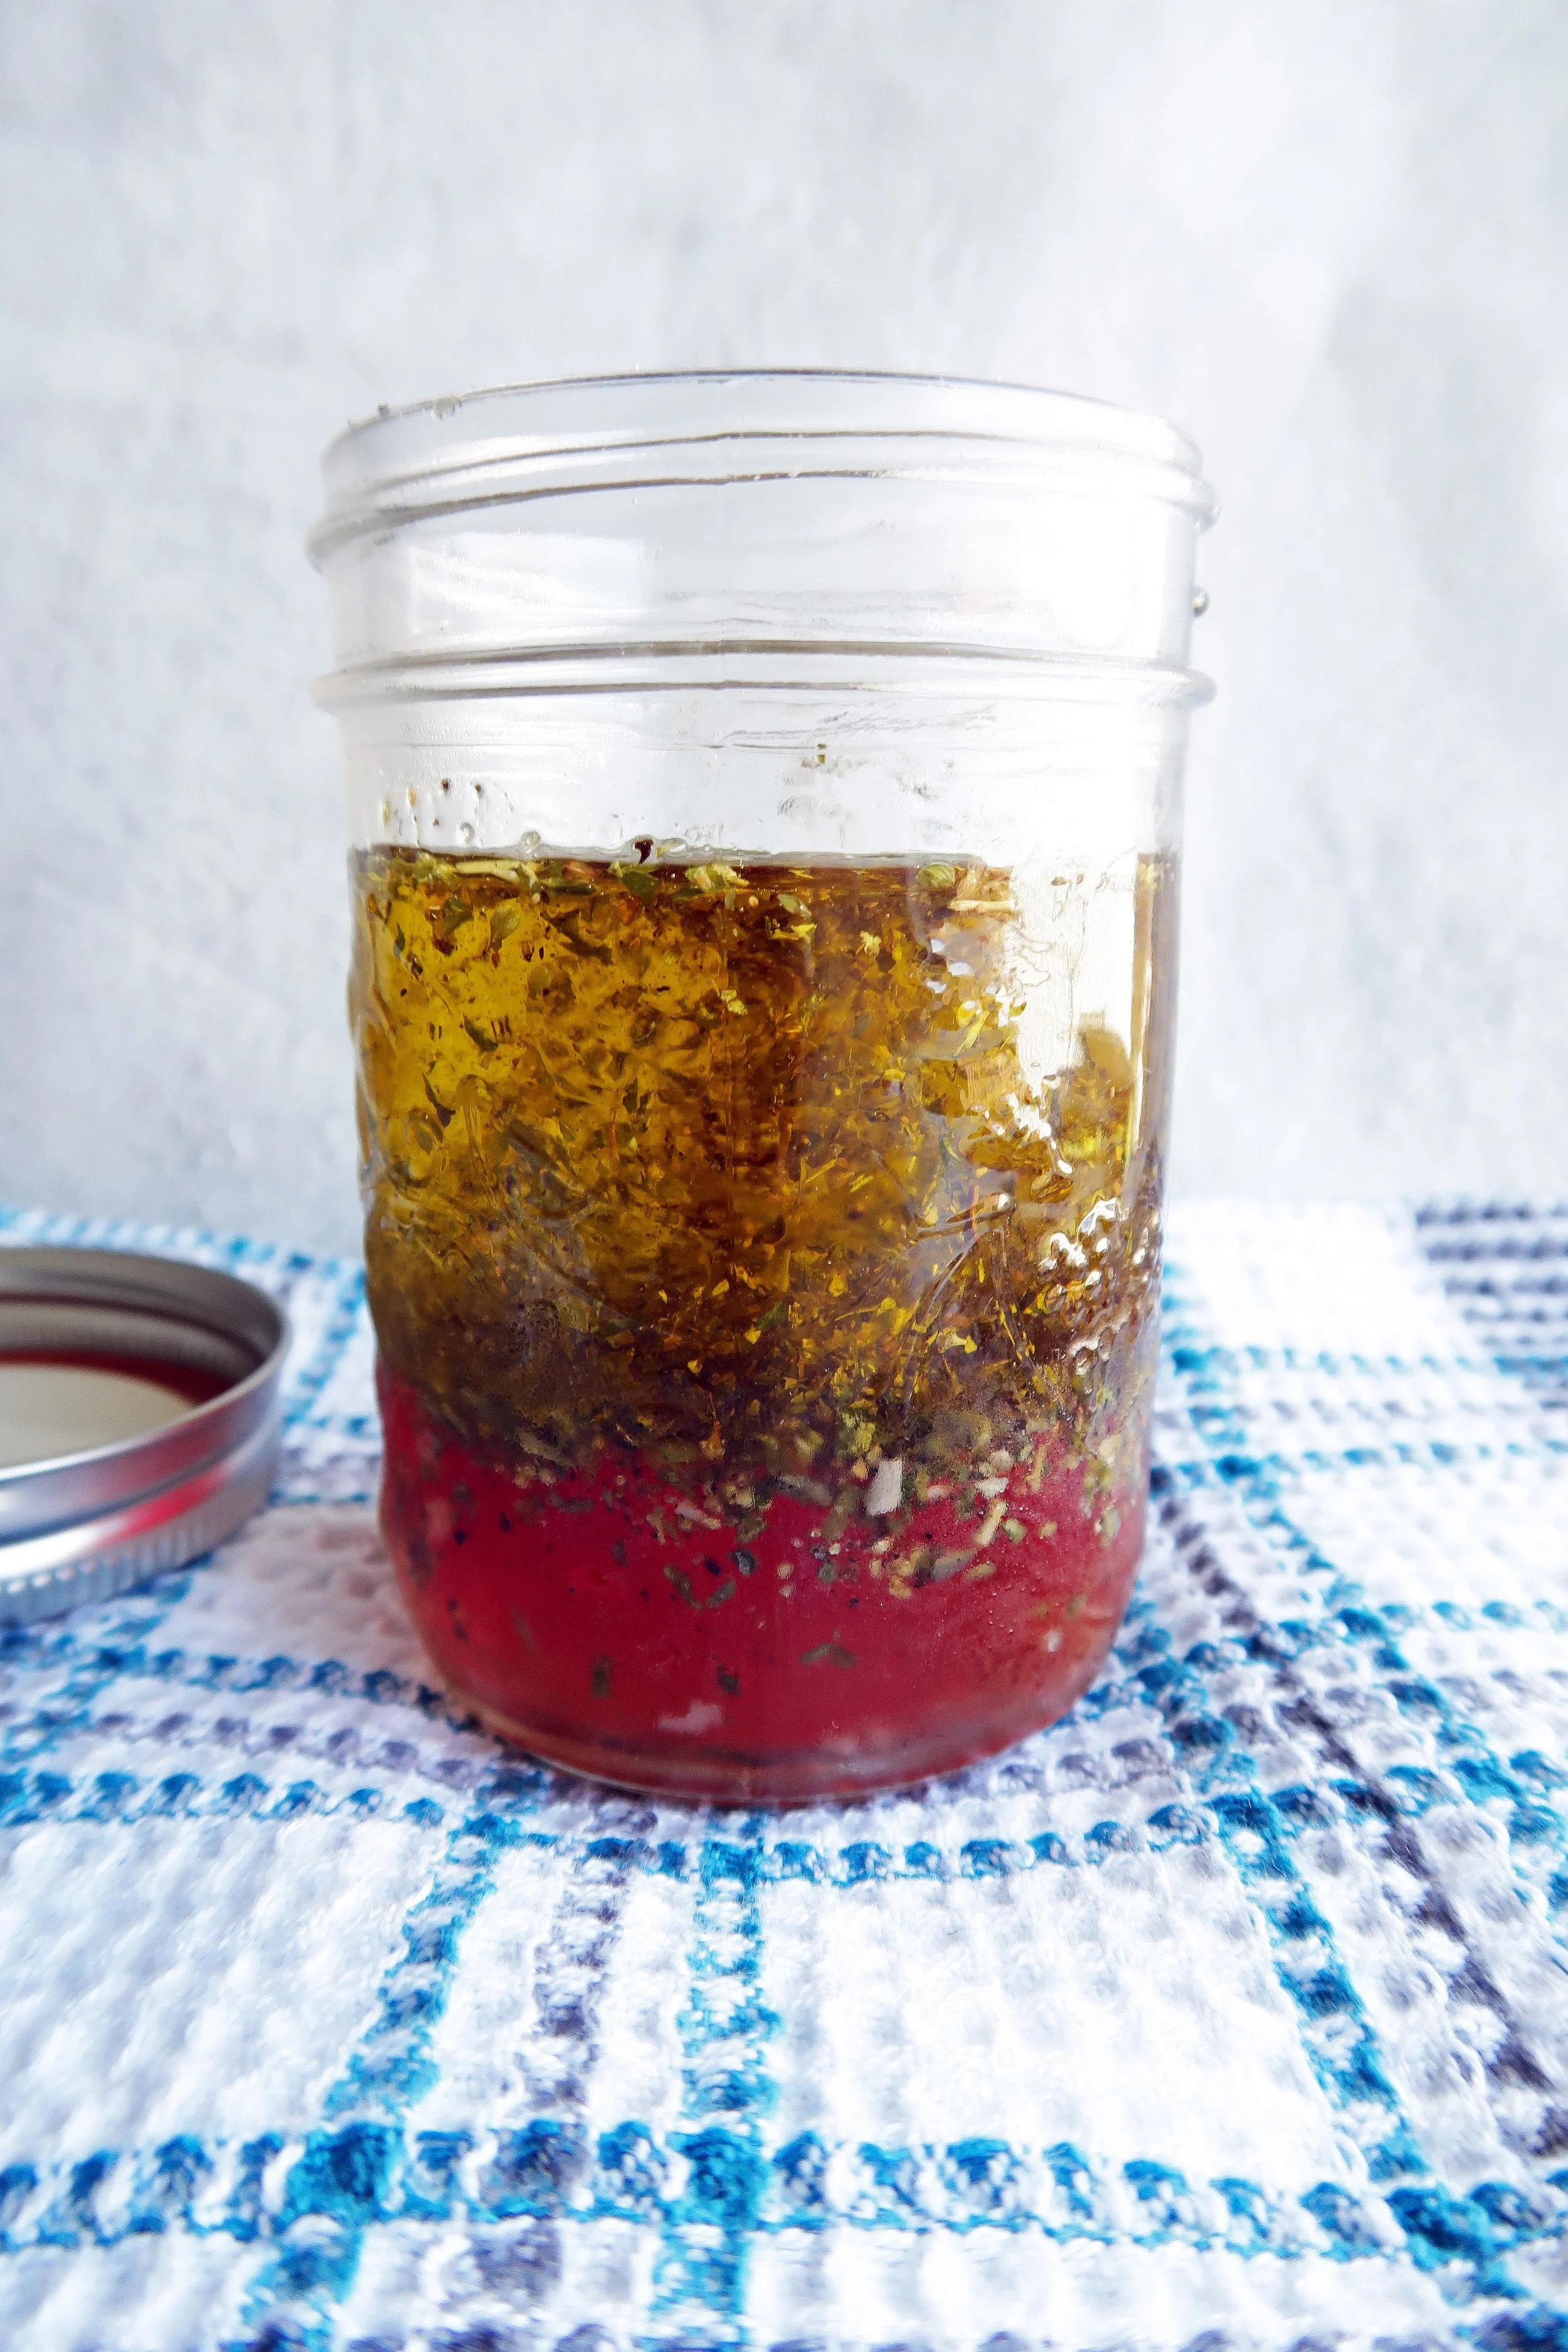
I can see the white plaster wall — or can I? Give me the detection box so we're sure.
[2,2,1564,1255]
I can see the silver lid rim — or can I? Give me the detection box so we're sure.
[0,1248,292,1613]
[0,1402,282,1626]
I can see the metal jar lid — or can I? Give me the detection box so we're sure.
[0,1247,289,1625]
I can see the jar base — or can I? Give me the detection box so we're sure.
[453,1668,1111,1806]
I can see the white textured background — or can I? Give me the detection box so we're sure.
[3,2,1565,1256]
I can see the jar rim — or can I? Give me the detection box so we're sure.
[312,368,1216,564]
[314,644,1216,713]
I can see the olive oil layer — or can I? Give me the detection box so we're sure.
[350,848,1177,1506]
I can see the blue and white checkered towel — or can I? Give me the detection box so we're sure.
[1,1197,1565,2352]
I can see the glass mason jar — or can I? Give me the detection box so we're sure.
[310,373,1214,1802]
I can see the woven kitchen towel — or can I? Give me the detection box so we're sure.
[1,1197,1565,2352]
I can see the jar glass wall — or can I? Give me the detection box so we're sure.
[312,373,1214,1801]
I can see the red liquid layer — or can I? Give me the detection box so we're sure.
[379,1366,1145,1802]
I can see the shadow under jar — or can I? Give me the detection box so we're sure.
[310,371,1216,1801]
